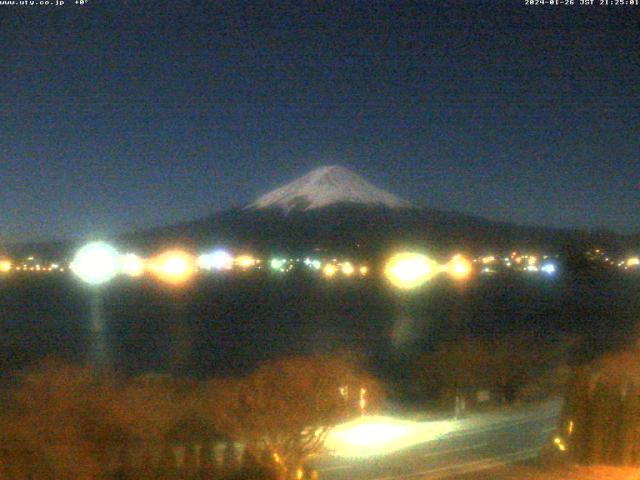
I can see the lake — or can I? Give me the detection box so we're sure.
[0,269,638,388]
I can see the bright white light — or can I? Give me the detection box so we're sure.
[198,250,234,271]
[71,242,119,285]
[541,263,556,274]
[325,416,454,458]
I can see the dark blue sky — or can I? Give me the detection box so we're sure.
[1,1,638,242]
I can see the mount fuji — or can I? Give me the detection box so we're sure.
[109,166,632,259]
[248,165,413,212]
[3,168,633,260]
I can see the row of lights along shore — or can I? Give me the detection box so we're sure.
[4,242,637,289]
[64,241,479,288]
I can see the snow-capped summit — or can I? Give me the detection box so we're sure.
[248,165,413,212]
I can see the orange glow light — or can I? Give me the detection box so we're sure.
[447,254,472,281]
[235,255,257,269]
[384,252,439,290]
[341,262,355,276]
[323,263,337,278]
[149,250,195,284]
[481,256,495,264]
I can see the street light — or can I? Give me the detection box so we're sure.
[323,263,337,278]
[445,254,473,281]
[235,254,257,270]
[71,241,119,285]
[341,262,355,276]
[148,249,196,285]
[0,259,11,273]
[384,252,438,290]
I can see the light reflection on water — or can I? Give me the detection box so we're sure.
[390,315,417,348]
[88,292,110,368]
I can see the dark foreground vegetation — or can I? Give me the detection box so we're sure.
[0,354,383,480]
[561,346,640,467]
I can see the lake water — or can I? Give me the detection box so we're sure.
[0,270,638,385]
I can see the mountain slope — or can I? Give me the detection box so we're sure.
[118,166,633,257]
[248,165,413,212]
[10,167,634,259]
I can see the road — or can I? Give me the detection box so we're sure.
[310,399,563,480]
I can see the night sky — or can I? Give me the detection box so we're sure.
[1,1,639,242]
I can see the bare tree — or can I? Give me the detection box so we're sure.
[0,359,119,479]
[0,355,384,479]
[229,354,384,480]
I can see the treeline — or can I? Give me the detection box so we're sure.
[0,354,384,480]
[409,334,573,409]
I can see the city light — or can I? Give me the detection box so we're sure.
[198,250,234,271]
[148,250,196,284]
[9,243,631,285]
[627,257,640,268]
[270,258,286,271]
[446,254,472,281]
[323,263,337,278]
[554,436,567,452]
[71,242,120,285]
[341,262,355,276]
[384,252,438,290]
[235,255,257,270]
[119,253,145,277]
